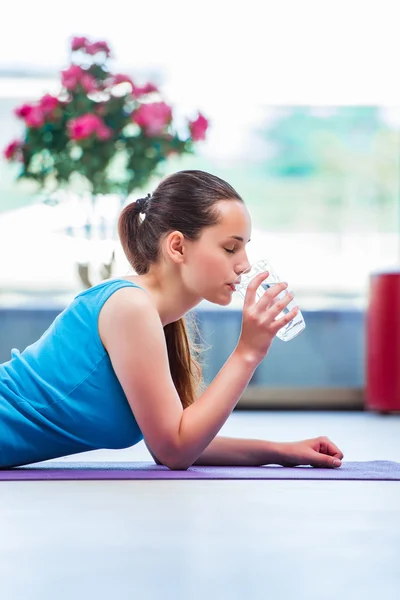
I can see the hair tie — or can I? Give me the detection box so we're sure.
[134,193,151,215]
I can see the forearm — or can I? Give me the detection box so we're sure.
[192,435,282,466]
[174,349,259,469]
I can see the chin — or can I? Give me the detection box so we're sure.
[220,294,233,306]
[205,289,234,306]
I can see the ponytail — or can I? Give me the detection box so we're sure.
[163,315,207,408]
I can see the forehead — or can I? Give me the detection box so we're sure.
[207,200,251,238]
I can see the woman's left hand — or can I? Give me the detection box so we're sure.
[277,436,344,469]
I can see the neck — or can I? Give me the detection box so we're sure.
[125,269,202,327]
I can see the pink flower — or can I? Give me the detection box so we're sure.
[96,124,112,140]
[80,73,98,93]
[132,102,172,136]
[110,75,158,97]
[14,103,45,128]
[3,140,23,161]
[112,73,135,87]
[39,94,59,116]
[61,65,84,90]
[61,65,99,93]
[14,103,34,119]
[85,41,111,57]
[71,36,88,51]
[189,112,208,141]
[25,106,45,128]
[113,74,131,85]
[67,113,112,141]
[132,82,159,98]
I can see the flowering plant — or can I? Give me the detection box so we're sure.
[4,36,209,196]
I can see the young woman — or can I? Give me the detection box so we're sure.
[0,170,343,470]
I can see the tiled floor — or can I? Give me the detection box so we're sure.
[1,410,399,600]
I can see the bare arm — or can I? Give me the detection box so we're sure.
[191,436,282,466]
[147,436,282,467]
[174,350,259,468]
[147,434,345,469]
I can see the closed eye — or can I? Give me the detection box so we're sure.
[224,248,235,254]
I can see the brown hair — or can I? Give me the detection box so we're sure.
[118,169,243,409]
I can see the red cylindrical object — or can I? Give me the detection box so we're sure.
[366,271,400,412]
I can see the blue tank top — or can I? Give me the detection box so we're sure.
[0,279,147,468]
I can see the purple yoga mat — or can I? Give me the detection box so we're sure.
[1,460,399,481]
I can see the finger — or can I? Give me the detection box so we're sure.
[323,439,344,460]
[265,290,295,321]
[268,305,299,335]
[257,280,289,311]
[310,452,342,469]
[243,270,270,308]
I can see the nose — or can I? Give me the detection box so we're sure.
[236,257,251,277]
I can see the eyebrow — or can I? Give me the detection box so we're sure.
[228,235,251,243]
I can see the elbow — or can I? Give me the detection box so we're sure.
[150,437,194,471]
[160,452,192,471]
[146,440,190,469]
[165,460,192,471]
[160,450,193,471]
[153,456,191,470]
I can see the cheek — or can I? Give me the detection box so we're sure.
[200,249,225,275]
[190,247,224,281]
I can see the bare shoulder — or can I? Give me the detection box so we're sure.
[96,281,183,469]
[98,284,158,352]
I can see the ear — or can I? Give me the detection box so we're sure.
[164,230,186,264]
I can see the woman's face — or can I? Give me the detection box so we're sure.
[183,200,252,305]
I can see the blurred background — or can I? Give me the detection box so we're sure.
[1,0,399,406]
[1,7,399,596]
